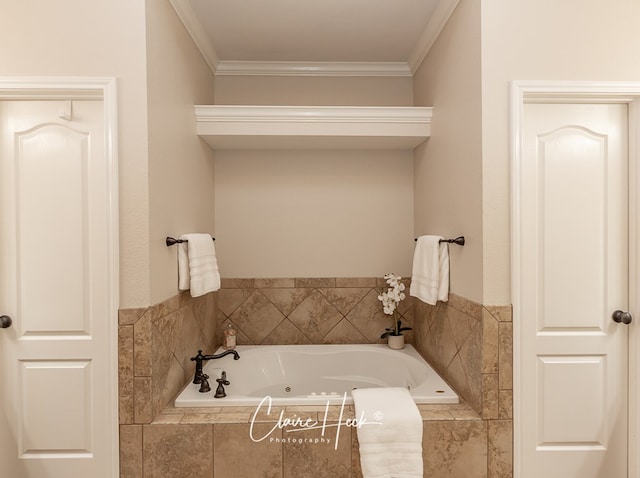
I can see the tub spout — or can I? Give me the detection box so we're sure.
[190,349,240,384]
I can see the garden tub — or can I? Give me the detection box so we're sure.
[174,344,458,407]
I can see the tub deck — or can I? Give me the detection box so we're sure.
[134,400,487,478]
[158,399,480,425]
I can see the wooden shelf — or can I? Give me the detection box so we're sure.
[195,105,432,150]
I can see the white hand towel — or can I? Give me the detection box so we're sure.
[409,235,449,305]
[177,233,220,297]
[352,387,423,478]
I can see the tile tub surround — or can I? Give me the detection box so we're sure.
[216,277,415,346]
[120,401,493,478]
[412,295,512,418]
[117,283,513,477]
[118,291,218,424]
[413,294,513,477]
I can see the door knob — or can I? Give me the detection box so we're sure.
[0,315,12,328]
[612,310,632,325]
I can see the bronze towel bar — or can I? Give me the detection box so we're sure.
[414,236,465,246]
[166,236,215,247]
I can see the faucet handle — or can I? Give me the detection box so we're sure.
[198,374,211,393]
[217,371,230,386]
[214,371,229,398]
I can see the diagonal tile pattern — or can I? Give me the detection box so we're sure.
[318,287,370,315]
[217,277,414,346]
[119,284,513,476]
[413,295,513,419]
[261,319,311,345]
[229,290,286,344]
[288,289,343,342]
[118,290,218,425]
[346,289,395,343]
[261,287,314,316]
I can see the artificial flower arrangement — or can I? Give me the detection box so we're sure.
[378,273,412,338]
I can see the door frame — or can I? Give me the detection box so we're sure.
[0,77,120,476]
[511,81,640,478]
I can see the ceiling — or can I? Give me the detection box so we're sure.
[169,0,460,76]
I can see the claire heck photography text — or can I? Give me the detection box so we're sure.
[249,393,383,450]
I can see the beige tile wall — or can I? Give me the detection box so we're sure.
[216,277,414,345]
[118,291,218,425]
[117,280,513,477]
[121,401,487,478]
[413,294,513,477]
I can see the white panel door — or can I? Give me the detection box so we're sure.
[0,100,116,477]
[519,103,629,477]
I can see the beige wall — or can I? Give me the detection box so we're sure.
[215,149,414,278]
[145,0,217,305]
[11,1,635,306]
[215,75,413,106]
[412,0,483,303]
[0,0,219,307]
[480,0,640,304]
[214,76,415,279]
[0,0,150,307]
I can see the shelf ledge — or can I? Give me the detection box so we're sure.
[195,105,433,150]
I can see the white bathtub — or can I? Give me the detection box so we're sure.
[174,344,458,407]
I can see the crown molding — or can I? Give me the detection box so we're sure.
[215,61,412,77]
[169,0,220,74]
[408,0,461,74]
[171,0,459,78]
